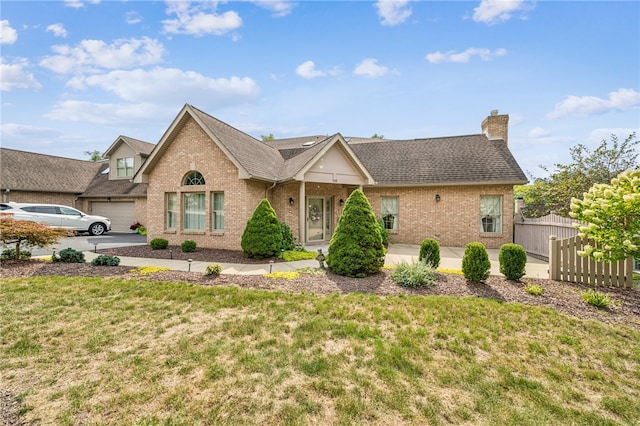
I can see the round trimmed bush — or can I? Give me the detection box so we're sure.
[418,238,440,268]
[181,240,197,253]
[149,238,169,250]
[461,242,491,282]
[205,264,222,277]
[327,190,385,277]
[499,243,527,280]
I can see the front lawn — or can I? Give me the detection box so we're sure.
[2,276,639,425]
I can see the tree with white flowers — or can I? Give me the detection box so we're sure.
[569,169,640,262]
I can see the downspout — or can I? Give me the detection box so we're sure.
[265,181,277,199]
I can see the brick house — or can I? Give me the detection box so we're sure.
[134,104,527,249]
[0,136,152,232]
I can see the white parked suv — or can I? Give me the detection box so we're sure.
[0,202,111,235]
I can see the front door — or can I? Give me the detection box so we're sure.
[307,197,332,242]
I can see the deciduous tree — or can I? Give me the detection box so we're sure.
[570,170,640,262]
[517,133,638,217]
[0,215,70,259]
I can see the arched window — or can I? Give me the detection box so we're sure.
[184,171,205,185]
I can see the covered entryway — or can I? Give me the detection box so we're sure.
[91,201,135,232]
[307,197,333,242]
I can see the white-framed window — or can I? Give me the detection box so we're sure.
[480,195,502,233]
[381,196,399,231]
[184,171,205,185]
[116,157,134,177]
[166,193,177,230]
[183,192,205,230]
[211,192,224,231]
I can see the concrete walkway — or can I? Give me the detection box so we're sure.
[82,243,549,279]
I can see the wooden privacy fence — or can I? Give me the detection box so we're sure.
[514,212,579,259]
[549,235,635,288]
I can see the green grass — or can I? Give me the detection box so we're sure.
[2,276,639,425]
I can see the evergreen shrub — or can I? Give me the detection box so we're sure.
[149,238,169,250]
[461,242,491,282]
[499,243,527,280]
[327,190,385,277]
[53,248,85,263]
[241,199,283,259]
[419,238,440,268]
[181,240,197,252]
[91,254,121,266]
[1,248,31,260]
[280,222,295,251]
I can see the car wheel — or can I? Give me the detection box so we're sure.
[89,222,106,236]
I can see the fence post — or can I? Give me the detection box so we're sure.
[549,235,559,280]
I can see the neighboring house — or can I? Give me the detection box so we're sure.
[79,136,154,231]
[134,104,527,250]
[0,135,153,232]
[0,148,103,207]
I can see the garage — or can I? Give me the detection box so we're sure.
[91,202,135,232]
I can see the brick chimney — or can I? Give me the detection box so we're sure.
[481,109,509,145]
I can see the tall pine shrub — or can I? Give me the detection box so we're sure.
[327,190,385,277]
[461,242,491,282]
[241,199,283,259]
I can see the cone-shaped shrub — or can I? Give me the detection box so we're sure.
[327,190,385,277]
[461,242,491,282]
[241,199,283,259]
[419,238,440,268]
[499,243,527,280]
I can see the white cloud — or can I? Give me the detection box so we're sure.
[1,123,62,139]
[163,1,242,36]
[0,58,42,91]
[374,0,412,26]
[66,67,260,106]
[353,58,389,78]
[0,20,18,44]
[44,101,170,125]
[426,47,506,63]
[126,11,143,25]
[64,0,101,8]
[528,126,550,138]
[39,37,166,74]
[472,0,534,25]
[251,1,296,17]
[296,60,326,79]
[46,23,68,38]
[547,88,640,119]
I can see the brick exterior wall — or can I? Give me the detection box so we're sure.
[2,191,79,207]
[364,185,515,249]
[146,117,268,249]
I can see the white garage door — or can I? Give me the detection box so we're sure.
[91,202,135,232]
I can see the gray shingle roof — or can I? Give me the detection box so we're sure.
[119,136,155,156]
[0,148,103,193]
[79,165,147,198]
[190,106,285,181]
[348,134,527,185]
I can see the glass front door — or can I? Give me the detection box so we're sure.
[307,197,332,242]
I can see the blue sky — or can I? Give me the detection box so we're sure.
[1,0,639,179]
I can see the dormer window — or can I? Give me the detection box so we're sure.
[116,157,134,177]
[184,171,205,185]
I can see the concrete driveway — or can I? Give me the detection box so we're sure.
[27,232,147,257]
